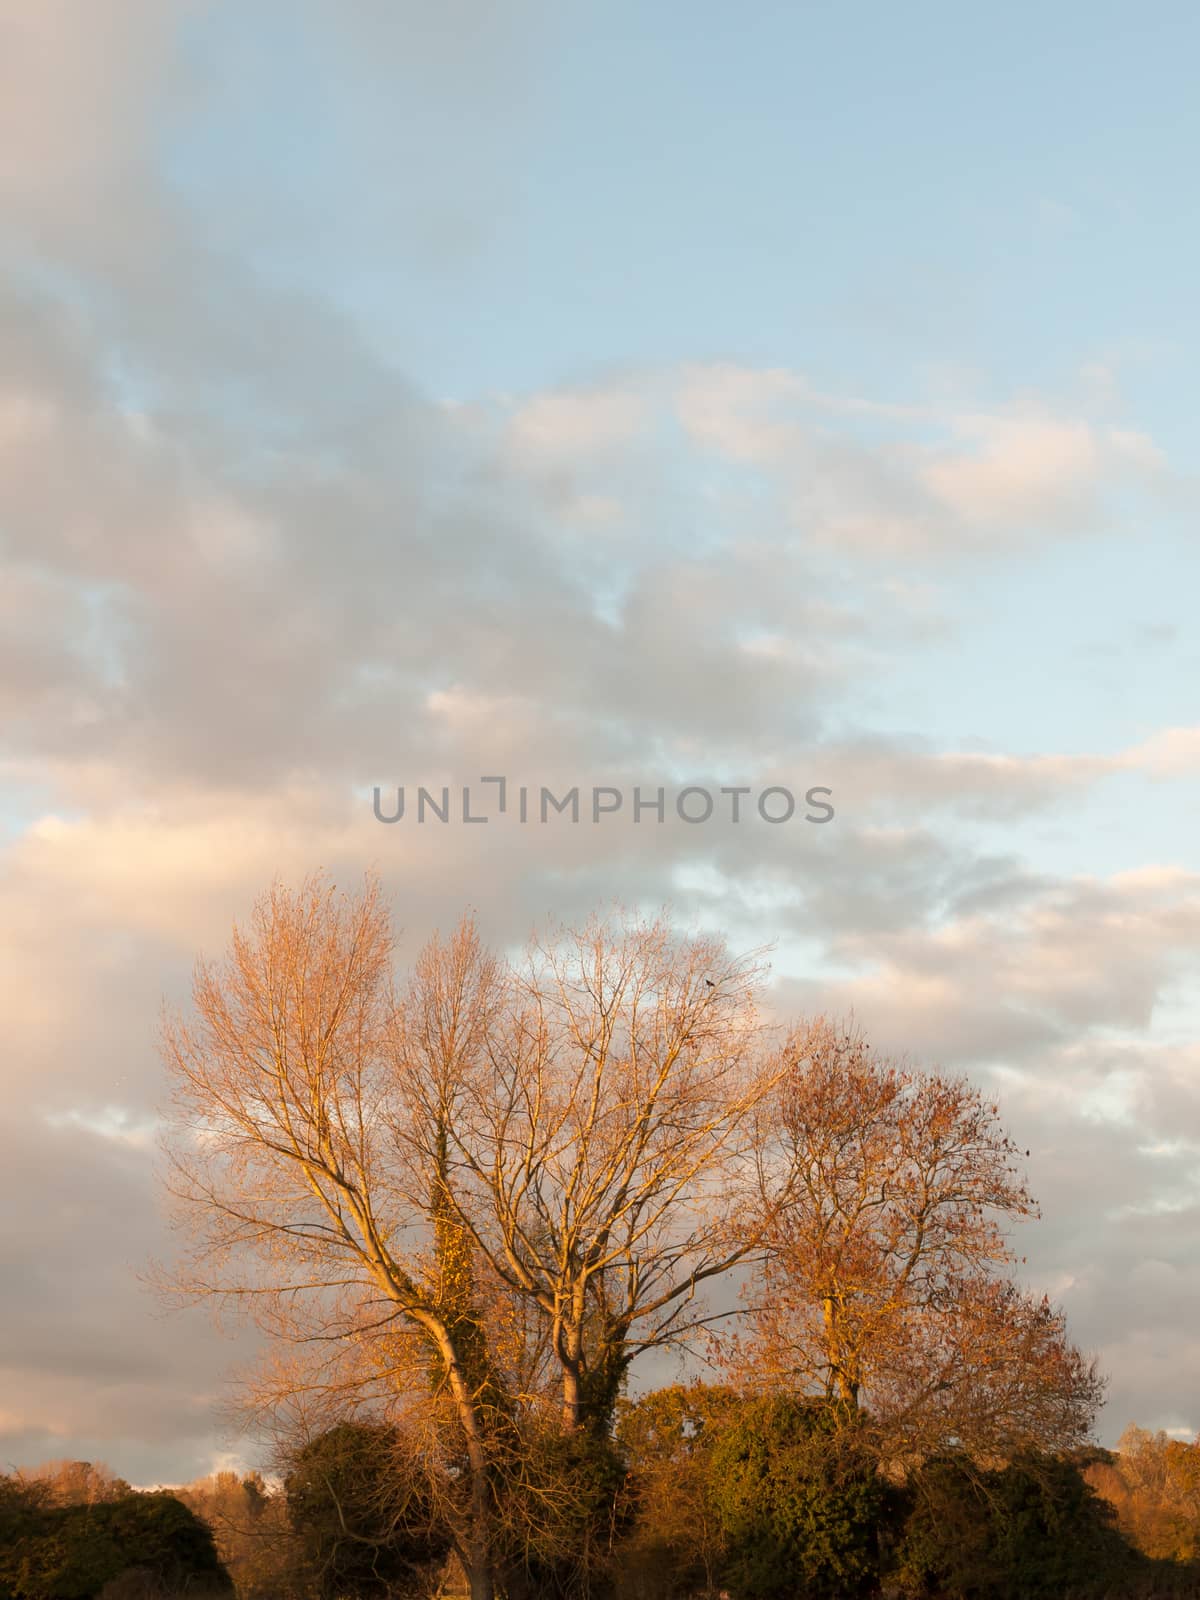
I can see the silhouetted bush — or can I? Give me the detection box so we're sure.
[501,1423,630,1600]
[895,1451,1155,1599]
[0,1486,231,1600]
[284,1423,448,1600]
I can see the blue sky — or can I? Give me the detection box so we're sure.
[159,0,1199,759]
[1,0,1198,1482]
[167,3,1200,404]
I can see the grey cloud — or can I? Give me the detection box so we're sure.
[0,1112,260,1484]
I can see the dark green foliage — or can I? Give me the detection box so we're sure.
[0,1485,231,1600]
[0,1481,51,1554]
[9,1416,1200,1600]
[283,1422,449,1600]
[502,1425,631,1600]
[708,1396,882,1600]
[896,1451,1146,1599]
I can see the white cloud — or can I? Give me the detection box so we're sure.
[1123,726,1200,777]
[922,415,1100,525]
[507,383,651,462]
[672,364,1172,553]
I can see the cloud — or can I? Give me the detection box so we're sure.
[922,413,1164,533]
[507,382,652,463]
[0,1,1195,1474]
[0,0,191,224]
[923,416,1100,526]
[994,1043,1200,1439]
[772,866,1200,1068]
[673,363,1171,553]
[0,1107,260,1486]
[1123,726,1200,777]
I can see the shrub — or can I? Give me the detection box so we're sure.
[0,1487,232,1600]
[708,1396,882,1600]
[895,1452,1139,1600]
[284,1423,448,1600]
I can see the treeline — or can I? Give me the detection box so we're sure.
[0,1463,230,1600]
[611,1391,1200,1600]
[100,870,1186,1600]
[1090,1429,1200,1567]
[5,1418,1200,1600]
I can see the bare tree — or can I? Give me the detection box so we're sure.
[420,911,783,1436]
[160,880,780,1597]
[737,1017,1103,1463]
[160,875,506,1600]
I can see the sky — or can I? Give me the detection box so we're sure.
[1,0,1198,1483]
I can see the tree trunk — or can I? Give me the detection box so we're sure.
[560,1309,584,1430]
[466,1553,494,1600]
[561,1361,582,1430]
[427,1321,496,1600]
[467,1466,495,1600]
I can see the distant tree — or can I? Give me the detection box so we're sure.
[739,1018,1103,1463]
[22,1461,131,1509]
[159,875,1108,1596]
[160,878,510,1600]
[1087,1426,1200,1565]
[707,1395,882,1600]
[178,1470,298,1600]
[430,912,779,1439]
[160,877,781,1598]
